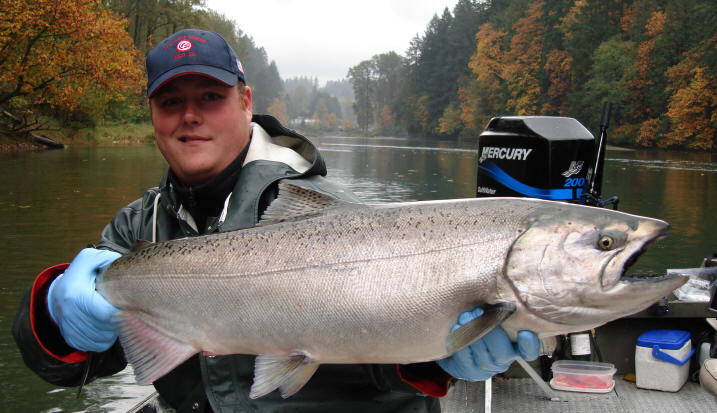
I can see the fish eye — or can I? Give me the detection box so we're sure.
[598,235,615,250]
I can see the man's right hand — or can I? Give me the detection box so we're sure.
[436,307,540,381]
[47,248,122,352]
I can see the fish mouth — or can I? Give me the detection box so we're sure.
[621,272,681,283]
[617,231,672,284]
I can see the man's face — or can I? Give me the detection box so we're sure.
[150,75,252,186]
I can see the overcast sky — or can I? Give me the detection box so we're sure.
[206,0,459,85]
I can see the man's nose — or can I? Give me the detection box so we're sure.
[183,101,202,124]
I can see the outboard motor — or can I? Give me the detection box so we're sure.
[475,116,595,202]
[476,102,618,209]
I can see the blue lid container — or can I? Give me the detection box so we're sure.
[637,329,694,366]
[637,329,691,350]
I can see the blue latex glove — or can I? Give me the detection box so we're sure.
[437,307,540,381]
[47,248,122,352]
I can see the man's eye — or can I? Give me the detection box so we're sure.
[160,97,181,107]
[204,92,223,101]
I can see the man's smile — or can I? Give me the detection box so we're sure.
[178,135,211,143]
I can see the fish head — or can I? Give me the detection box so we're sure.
[501,203,687,336]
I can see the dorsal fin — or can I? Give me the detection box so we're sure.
[259,183,349,225]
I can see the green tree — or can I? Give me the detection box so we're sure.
[413,10,455,134]
[372,52,405,128]
[310,92,341,120]
[562,0,624,91]
[285,77,316,118]
[579,36,636,129]
[105,0,204,55]
[348,61,374,131]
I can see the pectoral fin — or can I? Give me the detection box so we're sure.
[446,302,516,353]
[250,353,320,399]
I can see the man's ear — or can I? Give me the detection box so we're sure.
[242,86,253,113]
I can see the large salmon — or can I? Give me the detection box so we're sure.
[97,183,686,398]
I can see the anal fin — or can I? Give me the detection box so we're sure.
[446,302,516,353]
[115,310,197,384]
[250,353,320,399]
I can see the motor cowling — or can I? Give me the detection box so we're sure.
[476,116,596,202]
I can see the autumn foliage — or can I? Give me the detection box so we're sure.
[454,0,716,150]
[348,0,715,151]
[0,0,143,131]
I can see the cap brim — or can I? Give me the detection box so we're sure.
[147,65,239,97]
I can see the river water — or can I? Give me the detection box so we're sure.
[1,136,715,412]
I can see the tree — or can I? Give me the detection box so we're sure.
[580,36,636,130]
[664,57,716,150]
[310,93,341,120]
[0,0,143,133]
[636,117,660,147]
[286,80,314,118]
[247,58,283,114]
[377,105,395,135]
[267,97,288,125]
[438,103,463,136]
[503,1,545,115]
[561,0,624,90]
[312,102,339,132]
[624,10,666,122]
[543,49,573,114]
[372,52,405,129]
[461,22,506,131]
[415,95,431,133]
[348,61,374,131]
[409,9,458,134]
[105,0,204,55]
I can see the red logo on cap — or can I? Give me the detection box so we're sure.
[176,40,192,52]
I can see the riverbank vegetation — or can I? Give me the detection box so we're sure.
[1,0,287,148]
[348,0,715,151]
[1,0,714,151]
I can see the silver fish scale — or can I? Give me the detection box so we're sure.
[99,199,535,362]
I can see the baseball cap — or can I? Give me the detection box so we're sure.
[146,29,246,97]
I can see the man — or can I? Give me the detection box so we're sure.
[13,29,539,412]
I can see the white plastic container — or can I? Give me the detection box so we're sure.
[549,360,616,393]
[635,329,695,392]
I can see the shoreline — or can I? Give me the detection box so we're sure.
[0,122,155,152]
[0,132,707,154]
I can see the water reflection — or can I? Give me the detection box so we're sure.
[609,158,717,172]
[319,142,476,153]
[600,150,716,271]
